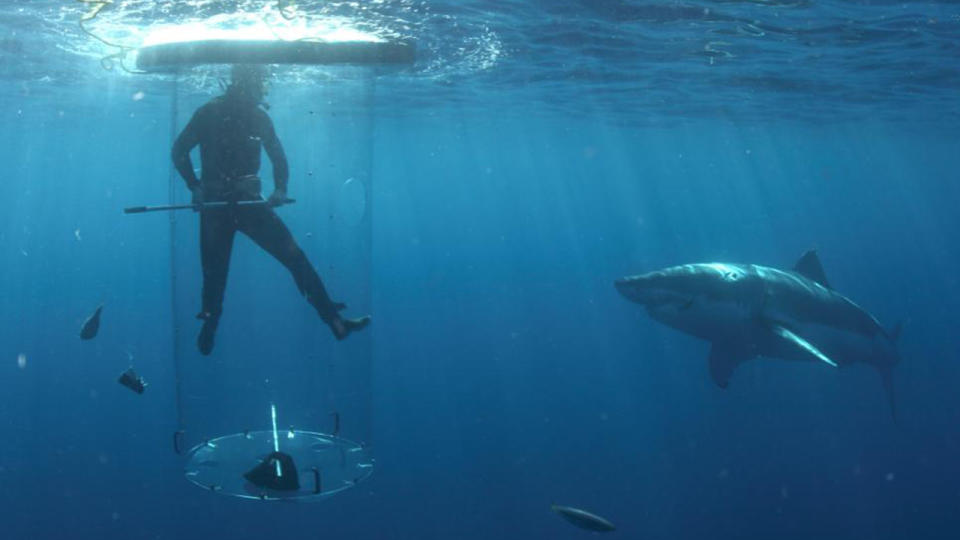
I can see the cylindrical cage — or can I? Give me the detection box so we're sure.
[165,66,375,501]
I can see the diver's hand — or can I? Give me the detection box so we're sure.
[190,185,204,210]
[267,189,289,207]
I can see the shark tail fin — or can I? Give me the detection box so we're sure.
[878,365,897,423]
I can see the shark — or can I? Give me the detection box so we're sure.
[615,251,900,419]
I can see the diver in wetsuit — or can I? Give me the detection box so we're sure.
[171,64,370,355]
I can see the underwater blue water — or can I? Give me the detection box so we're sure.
[2,1,960,539]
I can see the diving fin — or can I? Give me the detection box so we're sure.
[793,250,832,289]
[708,345,752,389]
[769,324,838,368]
[79,304,103,340]
[244,451,300,491]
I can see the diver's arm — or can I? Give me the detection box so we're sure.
[171,112,202,191]
[261,113,289,194]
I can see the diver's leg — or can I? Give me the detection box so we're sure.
[238,206,369,339]
[237,206,337,318]
[198,210,236,354]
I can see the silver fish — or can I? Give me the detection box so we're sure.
[551,504,616,532]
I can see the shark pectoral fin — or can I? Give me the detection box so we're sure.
[708,345,751,389]
[769,324,838,368]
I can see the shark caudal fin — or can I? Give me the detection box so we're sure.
[877,365,897,423]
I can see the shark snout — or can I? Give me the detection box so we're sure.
[615,275,656,304]
[616,272,693,310]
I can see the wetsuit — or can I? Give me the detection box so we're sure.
[171,95,340,327]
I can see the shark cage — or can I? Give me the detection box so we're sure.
[132,38,413,501]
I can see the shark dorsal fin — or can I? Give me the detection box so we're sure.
[793,250,832,289]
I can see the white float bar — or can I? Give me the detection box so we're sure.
[135,39,415,71]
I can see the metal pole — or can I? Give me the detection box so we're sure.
[167,71,186,451]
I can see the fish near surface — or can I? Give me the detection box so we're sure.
[615,251,901,419]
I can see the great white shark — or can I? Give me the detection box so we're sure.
[615,251,900,419]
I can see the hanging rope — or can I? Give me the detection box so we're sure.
[77,0,109,21]
[278,0,298,21]
[75,0,141,72]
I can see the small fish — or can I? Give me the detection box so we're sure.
[551,505,616,532]
[79,305,103,340]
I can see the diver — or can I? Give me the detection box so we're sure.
[171,64,370,355]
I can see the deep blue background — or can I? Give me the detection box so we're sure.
[1,78,959,540]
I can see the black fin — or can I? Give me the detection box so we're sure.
[878,366,897,423]
[793,250,832,289]
[117,368,147,394]
[708,345,751,389]
[79,305,103,340]
[244,451,300,491]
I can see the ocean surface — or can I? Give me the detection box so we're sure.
[1,1,959,539]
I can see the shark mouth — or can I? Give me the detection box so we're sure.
[644,294,694,311]
[615,279,692,309]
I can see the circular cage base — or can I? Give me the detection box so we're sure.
[184,430,373,501]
